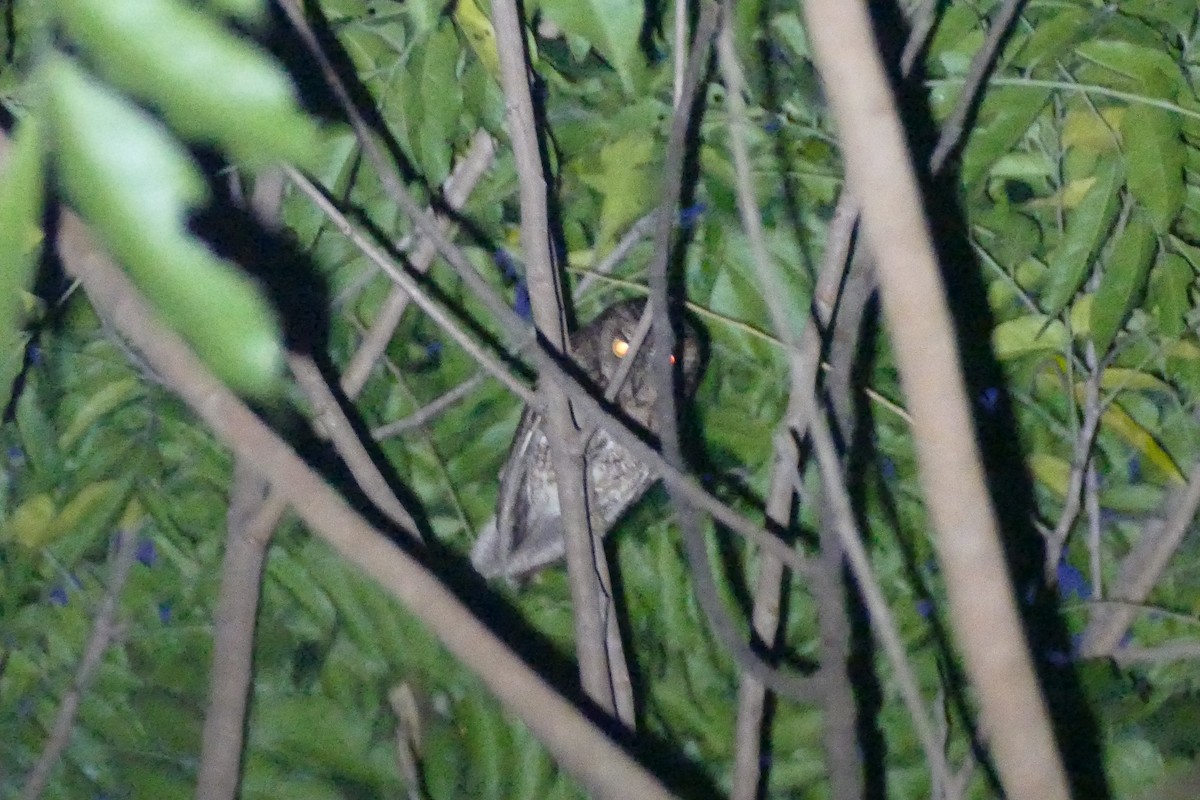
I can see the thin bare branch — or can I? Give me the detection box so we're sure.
[284,168,538,407]
[672,0,687,108]
[572,212,659,298]
[291,353,422,537]
[647,1,820,703]
[342,130,497,397]
[372,373,486,440]
[900,0,940,75]
[1080,461,1200,658]
[808,410,949,788]
[1043,344,1103,576]
[929,0,1029,173]
[1110,642,1200,667]
[20,530,139,800]
[717,10,861,794]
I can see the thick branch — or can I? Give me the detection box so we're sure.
[490,0,624,718]
[799,0,1070,796]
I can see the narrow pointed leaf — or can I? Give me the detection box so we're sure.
[1041,156,1123,315]
[1090,214,1156,353]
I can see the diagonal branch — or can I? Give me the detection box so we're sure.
[341,129,497,397]
[1080,461,1200,658]
[56,208,678,800]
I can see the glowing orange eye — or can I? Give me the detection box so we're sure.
[669,354,677,365]
[612,338,630,358]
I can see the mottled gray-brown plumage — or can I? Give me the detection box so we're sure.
[471,298,703,580]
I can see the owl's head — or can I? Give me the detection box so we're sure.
[579,298,705,428]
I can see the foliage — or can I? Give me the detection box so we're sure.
[1,0,1200,798]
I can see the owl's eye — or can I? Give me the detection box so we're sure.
[612,337,679,363]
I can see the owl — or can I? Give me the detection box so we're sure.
[471,298,704,580]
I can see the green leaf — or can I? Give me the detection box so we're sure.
[253,696,379,783]
[0,117,45,412]
[457,692,511,799]
[1146,253,1193,337]
[991,315,1068,360]
[1122,106,1185,233]
[43,57,285,398]
[58,376,142,451]
[973,206,1043,267]
[15,380,59,477]
[539,0,646,94]
[1076,40,1181,98]
[112,759,195,797]
[577,134,659,256]
[415,23,463,185]
[53,0,318,166]
[1008,7,1089,70]
[49,477,136,558]
[1099,483,1165,514]
[1040,155,1123,315]
[1090,214,1156,354]
[959,86,1052,190]
[510,725,558,798]
[242,762,345,800]
[423,711,468,799]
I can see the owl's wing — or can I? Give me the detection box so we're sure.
[471,407,562,579]
[469,516,506,579]
[472,512,566,580]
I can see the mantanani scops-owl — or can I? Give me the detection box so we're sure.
[471,298,704,580]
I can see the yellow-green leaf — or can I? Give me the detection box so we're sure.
[59,377,142,451]
[53,480,128,542]
[453,0,501,84]
[1041,155,1123,315]
[992,315,1069,360]
[1094,369,1173,395]
[1096,400,1185,485]
[5,494,57,548]
[1061,107,1123,154]
[1029,453,1071,497]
